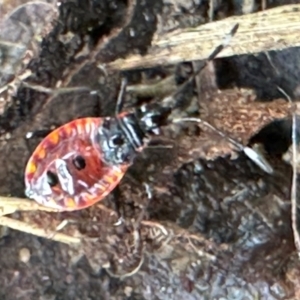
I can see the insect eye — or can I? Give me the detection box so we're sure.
[46,171,59,187]
[73,155,86,170]
[111,135,124,147]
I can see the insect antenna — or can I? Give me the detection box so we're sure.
[171,23,239,103]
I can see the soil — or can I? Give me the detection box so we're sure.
[1,0,300,299]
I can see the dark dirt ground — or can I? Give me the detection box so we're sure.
[1,0,300,299]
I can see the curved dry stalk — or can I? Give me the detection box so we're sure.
[104,255,145,280]
[108,4,300,71]
[142,220,169,236]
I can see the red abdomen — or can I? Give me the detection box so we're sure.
[25,117,129,211]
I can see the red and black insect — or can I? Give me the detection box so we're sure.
[24,79,170,211]
[24,24,272,212]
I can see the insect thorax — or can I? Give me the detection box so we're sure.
[95,102,171,167]
[96,114,147,166]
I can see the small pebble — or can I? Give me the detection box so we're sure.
[65,274,74,284]
[19,248,31,263]
[124,286,133,297]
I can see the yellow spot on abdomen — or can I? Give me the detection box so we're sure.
[65,197,76,208]
[47,132,60,145]
[36,147,46,159]
[26,161,37,174]
[103,174,117,185]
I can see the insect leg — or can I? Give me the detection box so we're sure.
[172,117,274,174]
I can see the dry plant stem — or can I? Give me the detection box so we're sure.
[0,216,80,244]
[126,75,176,98]
[109,4,300,71]
[208,0,214,22]
[0,197,59,216]
[277,87,300,257]
[291,110,300,257]
[0,69,32,94]
[21,82,92,95]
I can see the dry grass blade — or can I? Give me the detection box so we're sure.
[0,197,77,244]
[0,196,59,216]
[109,4,300,70]
[0,216,80,244]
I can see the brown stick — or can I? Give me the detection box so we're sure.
[108,4,300,70]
